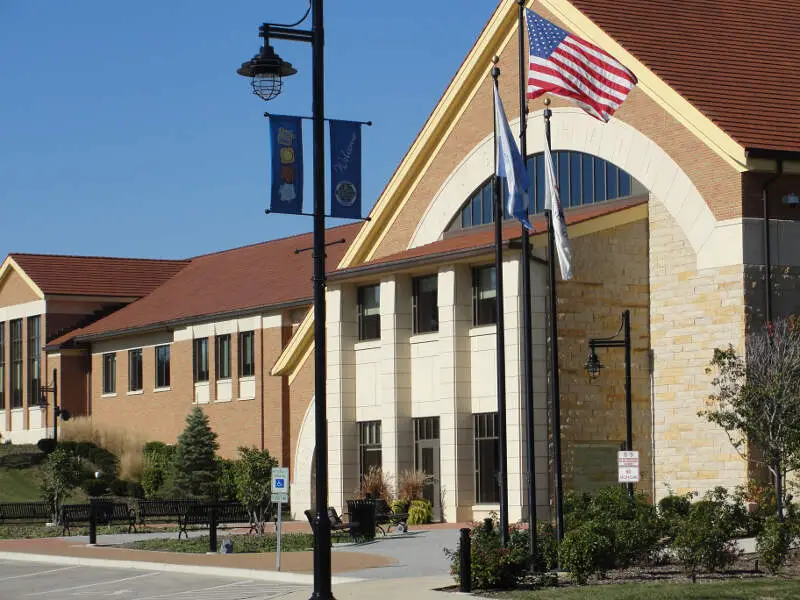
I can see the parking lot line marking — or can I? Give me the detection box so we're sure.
[0,566,81,582]
[25,572,160,597]
[130,579,256,600]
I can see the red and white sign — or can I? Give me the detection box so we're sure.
[618,451,640,483]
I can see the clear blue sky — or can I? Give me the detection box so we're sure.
[0,1,494,260]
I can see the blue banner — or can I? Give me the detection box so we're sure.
[269,115,303,215]
[329,120,362,219]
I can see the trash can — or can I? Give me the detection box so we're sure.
[346,499,377,541]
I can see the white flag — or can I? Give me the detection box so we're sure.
[494,84,532,229]
[543,134,573,280]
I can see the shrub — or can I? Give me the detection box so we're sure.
[234,447,278,534]
[658,492,693,539]
[216,458,239,501]
[534,521,559,572]
[563,489,592,530]
[82,479,107,497]
[60,417,146,481]
[757,516,790,574]
[141,442,176,498]
[37,438,57,455]
[445,517,531,589]
[559,520,614,584]
[407,499,433,525]
[358,466,392,501]
[396,469,426,502]
[391,499,409,515]
[735,480,776,536]
[167,407,220,500]
[40,448,83,522]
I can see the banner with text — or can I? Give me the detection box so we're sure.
[329,120,362,219]
[269,115,303,215]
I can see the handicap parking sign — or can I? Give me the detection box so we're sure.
[275,479,285,488]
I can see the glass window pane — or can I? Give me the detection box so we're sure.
[594,158,607,202]
[482,183,493,224]
[606,163,619,199]
[558,152,569,205]
[472,193,481,226]
[461,204,471,228]
[619,171,631,197]
[581,154,594,205]
[570,152,581,207]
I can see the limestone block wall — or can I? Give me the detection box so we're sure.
[649,199,747,499]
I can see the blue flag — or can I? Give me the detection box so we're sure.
[493,83,532,229]
[329,120,362,219]
[269,115,303,215]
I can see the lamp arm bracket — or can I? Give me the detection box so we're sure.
[266,2,311,29]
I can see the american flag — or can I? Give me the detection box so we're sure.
[525,9,637,122]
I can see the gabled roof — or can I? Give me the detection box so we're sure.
[52,223,362,343]
[5,254,189,298]
[569,0,800,154]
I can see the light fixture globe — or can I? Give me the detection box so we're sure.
[584,347,603,379]
[237,43,297,102]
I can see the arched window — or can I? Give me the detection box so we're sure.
[446,151,645,232]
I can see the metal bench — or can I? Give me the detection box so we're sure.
[372,498,409,535]
[304,507,361,543]
[136,499,200,526]
[0,501,53,526]
[60,502,137,536]
[177,502,254,539]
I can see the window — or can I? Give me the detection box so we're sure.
[412,275,439,334]
[27,316,41,405]
[215,334,231,380]
[238,331,255,377]
[0,322,5,410]
[155,345,170,388]
[10,319,22,408]
[193,338,209,382]
[102,353,116,395]
[128,349,143,392]
[357,284,381,341]
[474,412,500,504]
[359,421,382,481]
[472,266,497,326]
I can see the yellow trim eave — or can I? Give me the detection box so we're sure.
[272,310,314,378]
[0,256,46,299]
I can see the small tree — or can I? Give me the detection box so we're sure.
[40,447,82,523]
[234,446,278,534]
[168,406,220,499]
[701,317,800,520]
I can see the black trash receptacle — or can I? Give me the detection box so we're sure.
[346,499,377,541]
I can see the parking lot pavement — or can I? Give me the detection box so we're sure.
[0,560,307,599]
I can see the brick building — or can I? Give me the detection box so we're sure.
[2,0,799,522]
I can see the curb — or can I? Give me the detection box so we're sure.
[0,551,364,585]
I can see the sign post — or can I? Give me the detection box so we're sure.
[271,467,290,571]
[617,450,640,491]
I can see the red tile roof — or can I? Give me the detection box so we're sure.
[331,196,646,278]
[568,0,800,153]
[53,223,362,343]
[9,254,189,298]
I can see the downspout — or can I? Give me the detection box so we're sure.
[762,161,783,324]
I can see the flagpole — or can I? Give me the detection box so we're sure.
[491,57,510,547]
[543,97,565,543]
[517,0,538,566]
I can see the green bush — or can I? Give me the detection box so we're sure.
[141,442,175,498]
[391,499,409,514]
[82,479,107,497]
[445,518,531,589]
[407,499,433,525]
[563,489,592,530]
[673,491,741,582]
[167,407,220,500]
[37,438,57,455]
[534,521,559,572]
[216,458,239,501]
[559,520,614,584]
[108,478,143,498]
[757,516,790,575]
[658,492,693,539]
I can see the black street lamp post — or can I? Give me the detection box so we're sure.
[585,309,634,499]
[237,3,333,599]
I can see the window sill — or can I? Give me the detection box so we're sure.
[215,397,232,403]
[238,375,256,382]
[154,386,171,393]
[101,393,117,398]
[238,396,256,401]
[354,339,381,351]
[468,325,496,337]
[194,381,210,386]
[472,503,501,510]
[217,377,232,383]
[10,407,24,412]
[410,331,440,344]
[127,390,144,396]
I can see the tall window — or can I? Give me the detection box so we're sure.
[102,353,116,395]
[359,421,382,481]
[128,349,143,392]
[412,275,439,334]
[193,338,209,382]
[0,322,5,410]
[215,334,231,380]
[357,284,381,341]
[238,331,255,377]
[155,345,170,388]
[27,316,41,405]
[10,319,22,408]
[472,266,497,326]
[474,412,500,504]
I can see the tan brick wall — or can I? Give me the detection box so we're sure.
[649,199,747,499]
[558,219,652,495]
[369,5,741,262]
[0,270,39,307]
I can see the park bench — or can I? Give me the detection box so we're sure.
[177,502,254,539]
[305,507,364,543]
[136,499,200,526]
[60,502,137,536]
[373,498,409,535]
[0,501,52,526]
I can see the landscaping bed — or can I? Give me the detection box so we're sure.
[121,532,315,553]
[0,524,174,539]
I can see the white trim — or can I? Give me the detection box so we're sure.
[469,325,496,337]
[153,387,171,393]
[126,390,143,396]
[100,393,116,399]
[0,300,46,323]
[409,332,440,344]
[354,339,381,351]
[291,396,317,517]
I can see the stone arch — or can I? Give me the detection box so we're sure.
[410,107,724,268]
[291,396,316,516]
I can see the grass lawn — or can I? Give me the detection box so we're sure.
[126,533,315,554]
[0,466,46,502]
[488,579,800,600]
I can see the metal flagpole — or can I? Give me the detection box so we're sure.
[543,98,565,543]
[517,0,538,566]
[491,58,510,547]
